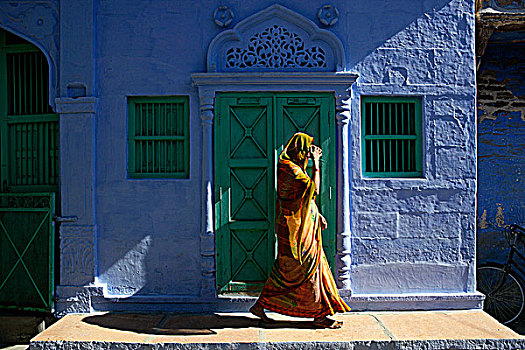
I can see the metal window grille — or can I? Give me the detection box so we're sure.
[361,97,422,178]
[1,33,59,189]
[128,96,189,178]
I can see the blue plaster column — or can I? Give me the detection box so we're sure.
[54,97,99,316]
[53,0,99,316]
[198,90,217,298]
[336,91,352,291]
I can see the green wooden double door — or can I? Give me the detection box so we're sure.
[215,92,336,293]
[0,29,58,312]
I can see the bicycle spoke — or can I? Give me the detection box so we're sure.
[477,265,525,324]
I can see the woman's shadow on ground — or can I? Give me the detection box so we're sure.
[83,313,319,336]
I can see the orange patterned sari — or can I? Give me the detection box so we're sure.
[257,133,350,318]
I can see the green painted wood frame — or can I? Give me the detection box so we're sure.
[215,92,336,293]
[128,96,190,179]
[361,96,423,178]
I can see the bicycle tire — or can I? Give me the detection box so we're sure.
[477,263,525,324]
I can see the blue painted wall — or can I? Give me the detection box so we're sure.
[0,0,479,311]
[348,0,477,294]
[477,38,525,268]
[92,0,477,299]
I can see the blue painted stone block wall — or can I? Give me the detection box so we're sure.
[348,0,476,293]
[477,39,525,269]
[91,0,476,297]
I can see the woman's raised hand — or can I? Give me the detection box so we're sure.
[309,145,322,160]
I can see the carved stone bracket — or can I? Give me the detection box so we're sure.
[0,1,59,109]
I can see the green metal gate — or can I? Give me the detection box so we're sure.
[0,30,58,312]
[0,193,55,312]
[215,92,335,293]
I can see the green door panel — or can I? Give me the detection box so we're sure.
[215,96,274,292]
[276,95,336,269]
[215,92,336,293]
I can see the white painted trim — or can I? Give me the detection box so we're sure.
[192,72,358,86]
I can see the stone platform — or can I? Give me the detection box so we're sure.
[31,310,525,349]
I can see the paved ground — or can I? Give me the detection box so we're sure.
[29,310,524,349]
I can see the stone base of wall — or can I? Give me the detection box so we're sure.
[342,292,484,311]
[55,286,104,318]
[55,290,483,315]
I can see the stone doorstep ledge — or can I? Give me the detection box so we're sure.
[30,339,525,350]
[30,311,525,350]
[86,292,484,313]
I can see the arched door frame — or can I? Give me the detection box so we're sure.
[0,25,58,112]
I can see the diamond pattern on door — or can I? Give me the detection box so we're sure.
[231,228,269,281]
[230,106,268,159]
[230,169,268,220]
[283,106,319,136]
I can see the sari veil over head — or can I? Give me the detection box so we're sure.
[279,132,313,170]
[256,132,350,318]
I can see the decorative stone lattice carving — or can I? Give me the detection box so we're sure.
[225,25,326,69]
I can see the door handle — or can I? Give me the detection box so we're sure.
[53,216,78,223]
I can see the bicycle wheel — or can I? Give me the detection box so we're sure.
[477,263,525,324]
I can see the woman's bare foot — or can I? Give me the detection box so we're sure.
[249,303,274,323]
[313,316,343,329]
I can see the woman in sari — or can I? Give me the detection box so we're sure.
[250,132,350,329]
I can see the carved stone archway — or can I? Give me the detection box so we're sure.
[0,2,59,109]
[192,4,357,298]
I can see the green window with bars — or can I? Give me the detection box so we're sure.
[128,96,189,178]
[361,96,422,178]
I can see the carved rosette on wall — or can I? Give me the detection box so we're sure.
[225,25,327,69]
[0,1,59,108]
